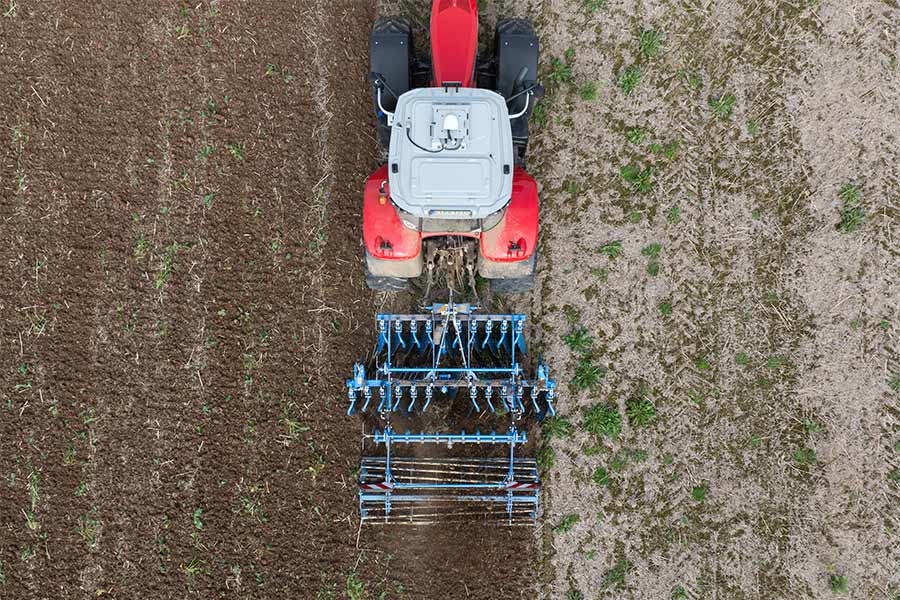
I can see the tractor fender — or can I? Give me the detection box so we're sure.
[478,167,538,269]
[363,165,423,277]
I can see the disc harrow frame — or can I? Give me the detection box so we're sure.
[347,303,556,525]
[346,303,556,418]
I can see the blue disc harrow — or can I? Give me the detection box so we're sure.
[347,302,556,524]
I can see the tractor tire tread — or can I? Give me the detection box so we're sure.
[366,273,409,292]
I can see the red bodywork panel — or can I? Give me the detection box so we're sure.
[364,165,538,265]
[479,168,539,262]
[430,0,478,87]
[363,165,421,260]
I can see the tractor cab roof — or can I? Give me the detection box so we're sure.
[387,87,514,221]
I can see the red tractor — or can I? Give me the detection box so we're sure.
[364,0,544,293]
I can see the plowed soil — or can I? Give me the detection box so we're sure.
[0,1,531,598]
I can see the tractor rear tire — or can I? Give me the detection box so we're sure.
[490,273,534,295]
[496,18,540,167]
[365,272,409,292]
[489,251,536,294]
[371,16,413,150]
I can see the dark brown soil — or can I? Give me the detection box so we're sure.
[0,1,532,598]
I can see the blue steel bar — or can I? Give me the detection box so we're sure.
[377,367,519,373]
[373,428,528,445]
[360,494,538,503]
[389,483,523,489]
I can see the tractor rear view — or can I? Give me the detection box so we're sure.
[348,0,555,525]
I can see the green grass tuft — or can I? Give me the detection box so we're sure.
[346,573,365,600]
[563,328,593,355]
[709,93,736,117]
[678,69,703,90]
[829,574,848,594]
[620,164,653,193]
[794,447,816,465]
[543,415,573,440]
[626,398,656,426]
[618,66,642,95]
[553,513,580,534]
[584,403,622,439]
[537,445,555,471]
[601,559,632,590]
[573,361,606,390]
[650,139,680,159]
[599,240,623,258]
[666,206,681,223]
[889,374,900,392]
[626,127,646,144]
[579,81,599,101]
[691,484,708,502]
[77,512,100,551]
[226,142,244,160]
[837,184,865,232]
[639,30,662,59]
[154,242,181,289]
[549,51,575,86]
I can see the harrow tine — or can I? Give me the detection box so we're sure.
[393,385,404,412]
[545,389,556,417]
[484,386,495,413]
[407,386,418,413]
[393,320,406,351]
[376,320,388,354]
[409,321,421,351]
[347,388,357,416]
[423,385,433,412]
[377,385,388,413]
[468,386,480,412]
[425,320,434,351]
[496,320,508,352]
[481,320,493,349]
[361,387,373,412]
[515,320,527,355]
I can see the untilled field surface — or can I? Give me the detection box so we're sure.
[516,0,899,599]
[2,0,898,599]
